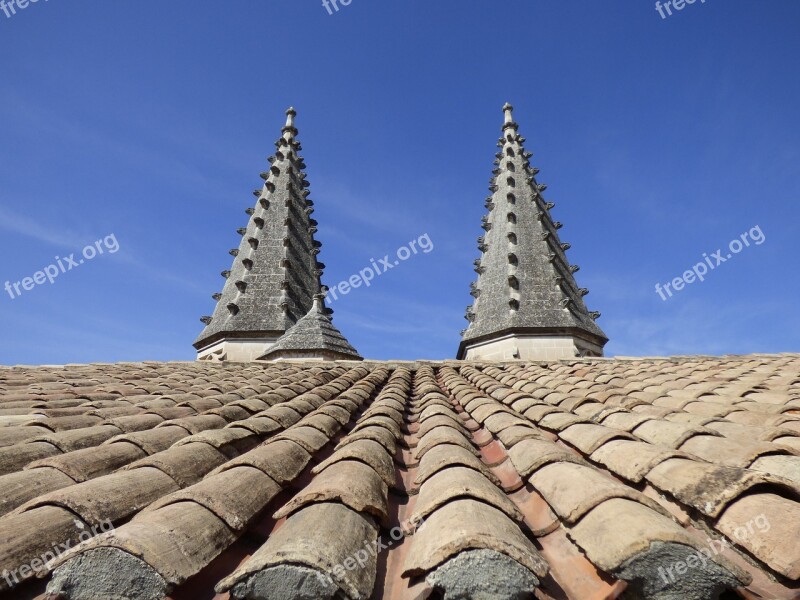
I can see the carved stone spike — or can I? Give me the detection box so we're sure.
[212,293,222,301]
[200,316,212,325]
[561,243,571,251]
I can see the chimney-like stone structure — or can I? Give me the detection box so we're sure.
[195,108,354,362]
[458,103,608,361]
[258,295,363,362]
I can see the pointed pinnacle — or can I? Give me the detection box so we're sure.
[282,107,298,140]
[312,293,327,313]
[502,102,518,131]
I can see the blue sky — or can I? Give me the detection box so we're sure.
[0,0,798,364]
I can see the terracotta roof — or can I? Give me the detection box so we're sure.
[0,354,799,599]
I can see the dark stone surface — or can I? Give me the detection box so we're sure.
[617,541,744,600]
[47,548,168,600]
[230,564,340,600]
[426,549,539,600]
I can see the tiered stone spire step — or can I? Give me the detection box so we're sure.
[458,104,608,360]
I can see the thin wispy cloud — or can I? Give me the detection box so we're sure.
[0,205,88,249]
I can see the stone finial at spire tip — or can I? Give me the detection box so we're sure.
[285,107,296,127]
[312,293,326,312]
[282,107,298,139]
[502,103,517,130]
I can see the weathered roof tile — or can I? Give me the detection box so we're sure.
[0,356,799,599]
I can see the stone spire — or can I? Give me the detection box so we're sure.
[258,295,363,361]
[457,103,608,360]
[194,108,327,362]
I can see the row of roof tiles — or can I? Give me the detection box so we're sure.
[0,355,798,599]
